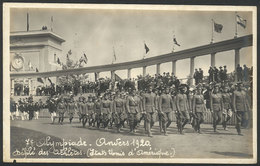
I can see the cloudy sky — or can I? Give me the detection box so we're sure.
[10,6,253,80]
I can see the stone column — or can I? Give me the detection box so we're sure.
[211,53,216,67]
[234,48,240,81]
[44,77,47,85]
[28,78,32,95]
[172,60,177,75]
[190,57,195,85]
[143,66,146,76]
[111,71,115,81]
[156,63,161,75]
[11,79,14,96]
[95,72,100,81]
[127,68,131,79]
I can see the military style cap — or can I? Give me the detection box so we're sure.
[236,82,243,86]
[179,84,187,89]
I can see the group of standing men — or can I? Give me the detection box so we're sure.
[45,80,251,137]
[11,96,43,120]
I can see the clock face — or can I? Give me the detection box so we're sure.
[12,55,24,70]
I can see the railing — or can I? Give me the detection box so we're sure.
[10,34,252,79]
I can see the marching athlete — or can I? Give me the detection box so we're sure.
[126,88,142,134]
[192,85,207,133]
[222,85,233,130]
[100,93,113,130]
[57,98,67,125]
[210,84,223,132]
[94,95,102,128]
[142,85,157,137]
[87,95,95,127]
[67,97,77,123]
[176,84,190,134]
[158,87,174,135]
[233,82,250,135]
[113,91,127,132]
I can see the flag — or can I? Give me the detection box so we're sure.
[68,49,72,55]
[27,13,29,31]
[28,60,32,69]
[57,58,61,65]
[48,78,53,85]
[35,68,44,83]
[115,73,122,82]
[236,14,246,28]
[173,37,180,46]
[83,53,88,64]
[214,21,223,33]
[144,43,150,54]
[112,47,116,63]
[79,56,84,64]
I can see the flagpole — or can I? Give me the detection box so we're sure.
[112,46,115,64]
[172,31,175,52]
[27,11,29,31]
[211,19,214,44]
[235,12,238,38]
[51,16,53,32]
[143,41,145,59]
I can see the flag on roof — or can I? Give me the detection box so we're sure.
[83,53,88,64]
[35,68,44,83]
[57,58,61,65]
[173,37,180,46]
[214,21,223,33]
[144,43,150,54]
[236,14,247,28]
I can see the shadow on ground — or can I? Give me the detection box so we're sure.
[210,151,253,158]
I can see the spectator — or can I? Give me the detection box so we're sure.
[213,67,219,82]
[236,64,243,82]
[223,65,227,81]
[193,69,199,85]
[243,64,249,82]
[198,68,203,83]
[208,66,214,83]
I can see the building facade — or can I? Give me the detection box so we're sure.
[10,30,65,96]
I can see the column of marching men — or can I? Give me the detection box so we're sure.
[11,80,251,137]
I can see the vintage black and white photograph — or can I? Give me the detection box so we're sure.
[3,3,257,163]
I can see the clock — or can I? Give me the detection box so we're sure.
[11,54,24,70]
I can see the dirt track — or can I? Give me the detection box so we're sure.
[10,118,253,159]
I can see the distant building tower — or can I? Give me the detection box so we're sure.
[10,30,65,96]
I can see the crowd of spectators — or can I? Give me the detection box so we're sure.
[13,64,252,97]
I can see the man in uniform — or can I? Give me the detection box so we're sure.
[28,99,34,120]
[142,85,157,137]
[158,87,174,135]
[210,84,223,132]
[233,82,249,135]
[236,64,243,82]
[100,93,113,130]
[113,91,127,132]
[10,97,17,120]
[222,85,233,130]
[57,98,66,125]
[192,85,207,133]
[176,84,190,134]
[208,66,214,83]
[126,88,142,134]
[67,97,77,123]
[87,95,95,127]
[81,97,88,127]
[94,95,102,128]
